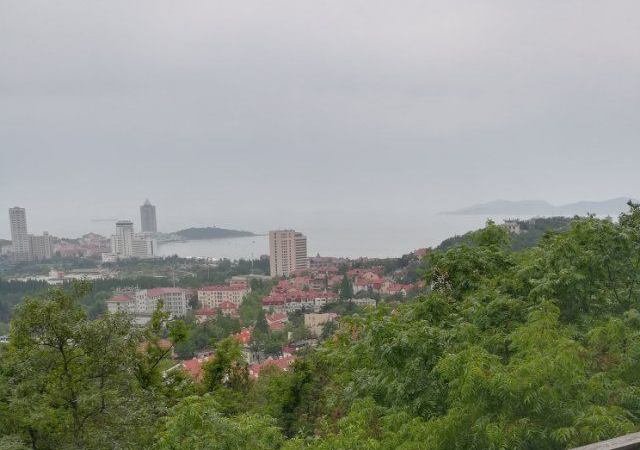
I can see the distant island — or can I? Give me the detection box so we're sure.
[443,197,636,216]
[172,227,258,240]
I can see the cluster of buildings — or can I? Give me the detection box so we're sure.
[179,322,300,381]
[194,281,251,321]
[55,233,111,257]
[349,268,416,297]
[4,200,159,263]
[106,286,190,324]
[261,278,339,313]
[102,199,159,261]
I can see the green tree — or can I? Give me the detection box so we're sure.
[202,336,246,391]
[156,395,283,450]
[3,282,156,449]
[339,274,353,300]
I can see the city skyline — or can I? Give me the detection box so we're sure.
[2,1,639,244]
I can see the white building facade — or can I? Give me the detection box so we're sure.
[269,230,308,276]
[198,285,249,309]
[107,288,189,319]
[9,207,31,262]
[110,220,156,259]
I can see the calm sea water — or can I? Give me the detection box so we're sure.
[156,214,527,260]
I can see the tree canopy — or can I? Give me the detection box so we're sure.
[3,204,640,449]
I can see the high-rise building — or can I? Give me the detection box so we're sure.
[111,220,135,256]
[29,231,53,260]
[140,199,157,233]
[269,230,308,276]
[109,220,156,259]
[9,207,31,262]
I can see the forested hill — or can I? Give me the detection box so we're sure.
[174,226,257,240]
[437,216,572,251]
[3,205,640,449]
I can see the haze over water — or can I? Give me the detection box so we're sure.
[156,214,522,259]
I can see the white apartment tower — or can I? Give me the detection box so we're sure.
[269,230,308,276]
[110,220,156,259]
[111,220,135,256]
[9,207,31,262]
[140,199,157,233]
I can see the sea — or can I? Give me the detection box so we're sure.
[156,214,527,260]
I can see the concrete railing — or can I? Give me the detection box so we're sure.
[571,432,640,450]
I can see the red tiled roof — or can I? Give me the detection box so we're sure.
[109,294,133,302]
[233,328,252,344]
[248,355,297,379]
[268,322,284,330]
[218,301,238,309]
[147,287,188,297]
[386,284,403,293]
[195,308,218,316]
[266,313,288,323]
[182,356,212,381]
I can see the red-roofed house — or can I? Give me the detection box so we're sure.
[233,328,252,345]
[218,301,239,316]
[106,293,135,314]
[266,312,288,324]
[195,308,218,323]
[248,355,297,379]
[182,355,212,381]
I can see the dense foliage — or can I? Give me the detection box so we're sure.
[2,205,640,449]
[437,216,572,252]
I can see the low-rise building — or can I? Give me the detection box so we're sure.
[350,298,377,307]
[503,220,521,234]
[304,313,337,337]
[262,291,337,314]
[106,293,136,314]
[198,285,249,309]
[107,287,189,320]
[248,355,297,379]
[136,288,189,317]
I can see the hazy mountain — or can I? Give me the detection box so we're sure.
[444,197,635,216]
[173,227,257,240]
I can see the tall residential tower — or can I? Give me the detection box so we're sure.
[269,230,308,277]
[111,220,135,256]
[140,199,157,233]
[9,207,31,262]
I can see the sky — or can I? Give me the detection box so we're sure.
[1,0,639,243]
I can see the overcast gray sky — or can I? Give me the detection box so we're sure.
[1,0,639,240]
